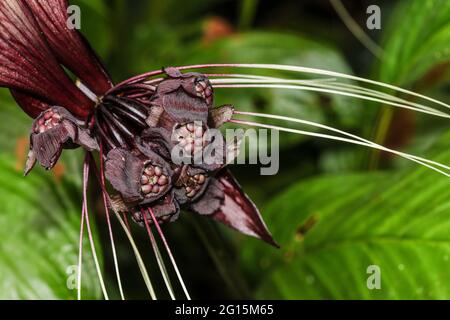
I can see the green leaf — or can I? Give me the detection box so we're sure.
[380,0,450,85]
[0,90,30,154]
[0,89,101,299]
[240,133,450,299]
[0,154,102,299]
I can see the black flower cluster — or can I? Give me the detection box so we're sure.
[0,0,276,246]
[26,68,276,246]
[103,68,236,225]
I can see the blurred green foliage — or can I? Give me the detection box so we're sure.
[0,90,100,299]
[0,0,449,300]
[242,134,450,299]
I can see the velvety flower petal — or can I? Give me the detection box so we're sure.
[164,67,214,106]
[46,106,98,151]
[76,127,100,151]
[149,74,210,127]
[26,106,98,173]
[30,120,75,170]
[193,132,231,172]
[0,0,93,118]
[137,127,173,161]
[26,0,113,95]
[105,149,147,204]
[132,192,181,226]
[146,105,176,131]
[190,169,278,247]
[105,148,172,205]
[208,104,234,128]
[173,166,210,204]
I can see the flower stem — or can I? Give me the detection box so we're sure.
[142,208,175,300]
[98,148,125,300]
[90,154,157,300]
[76,193,85,300]
[147,208,191,300]
[82,154,109,300]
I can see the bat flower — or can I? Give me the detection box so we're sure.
[105,147,173,205]
[0,0,277,247]
[25,106,98,175]
[146,67,214,129]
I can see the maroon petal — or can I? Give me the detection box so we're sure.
[190,169,278,247]
[163,68,214,106]
[26,0,113,95]
[149,192,180,222]
[105,148,172,205]
[30,107,76,170]
[0,0,93,118]
[31,122,72,169]
[105,149,146,204]
[146,105,176,132]
[183,74,214,107]
[27,106,98,172]
[53,106,98,151]
[137,127,173,161]
[76,127,99,151]
[173,166,210,204]
[150,74,210,125]
[208,104,234,128]
[132,192,181,226]
[147,71,213,130]
[153,89,209,123]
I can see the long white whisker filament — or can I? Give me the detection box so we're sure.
[103,199,125,300]
[112,208,157,300]
[209,73,403,105]
[82,156,109,300]
[76,79,98,102]
[147,208,191,300]
[125,64,450,115]
[142,208,176,300]
[175,64,450,111]
[230,115,450,177]
[208,73,421,108]
[320,81,442,113]
[208,73,338,83]
[96,151,125,300]
[234,110,450,172]
[210,76,448,117]
[112,210,157,300]
[90,158,157,300]
[214,83,450,118]
[76,194,85,300]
